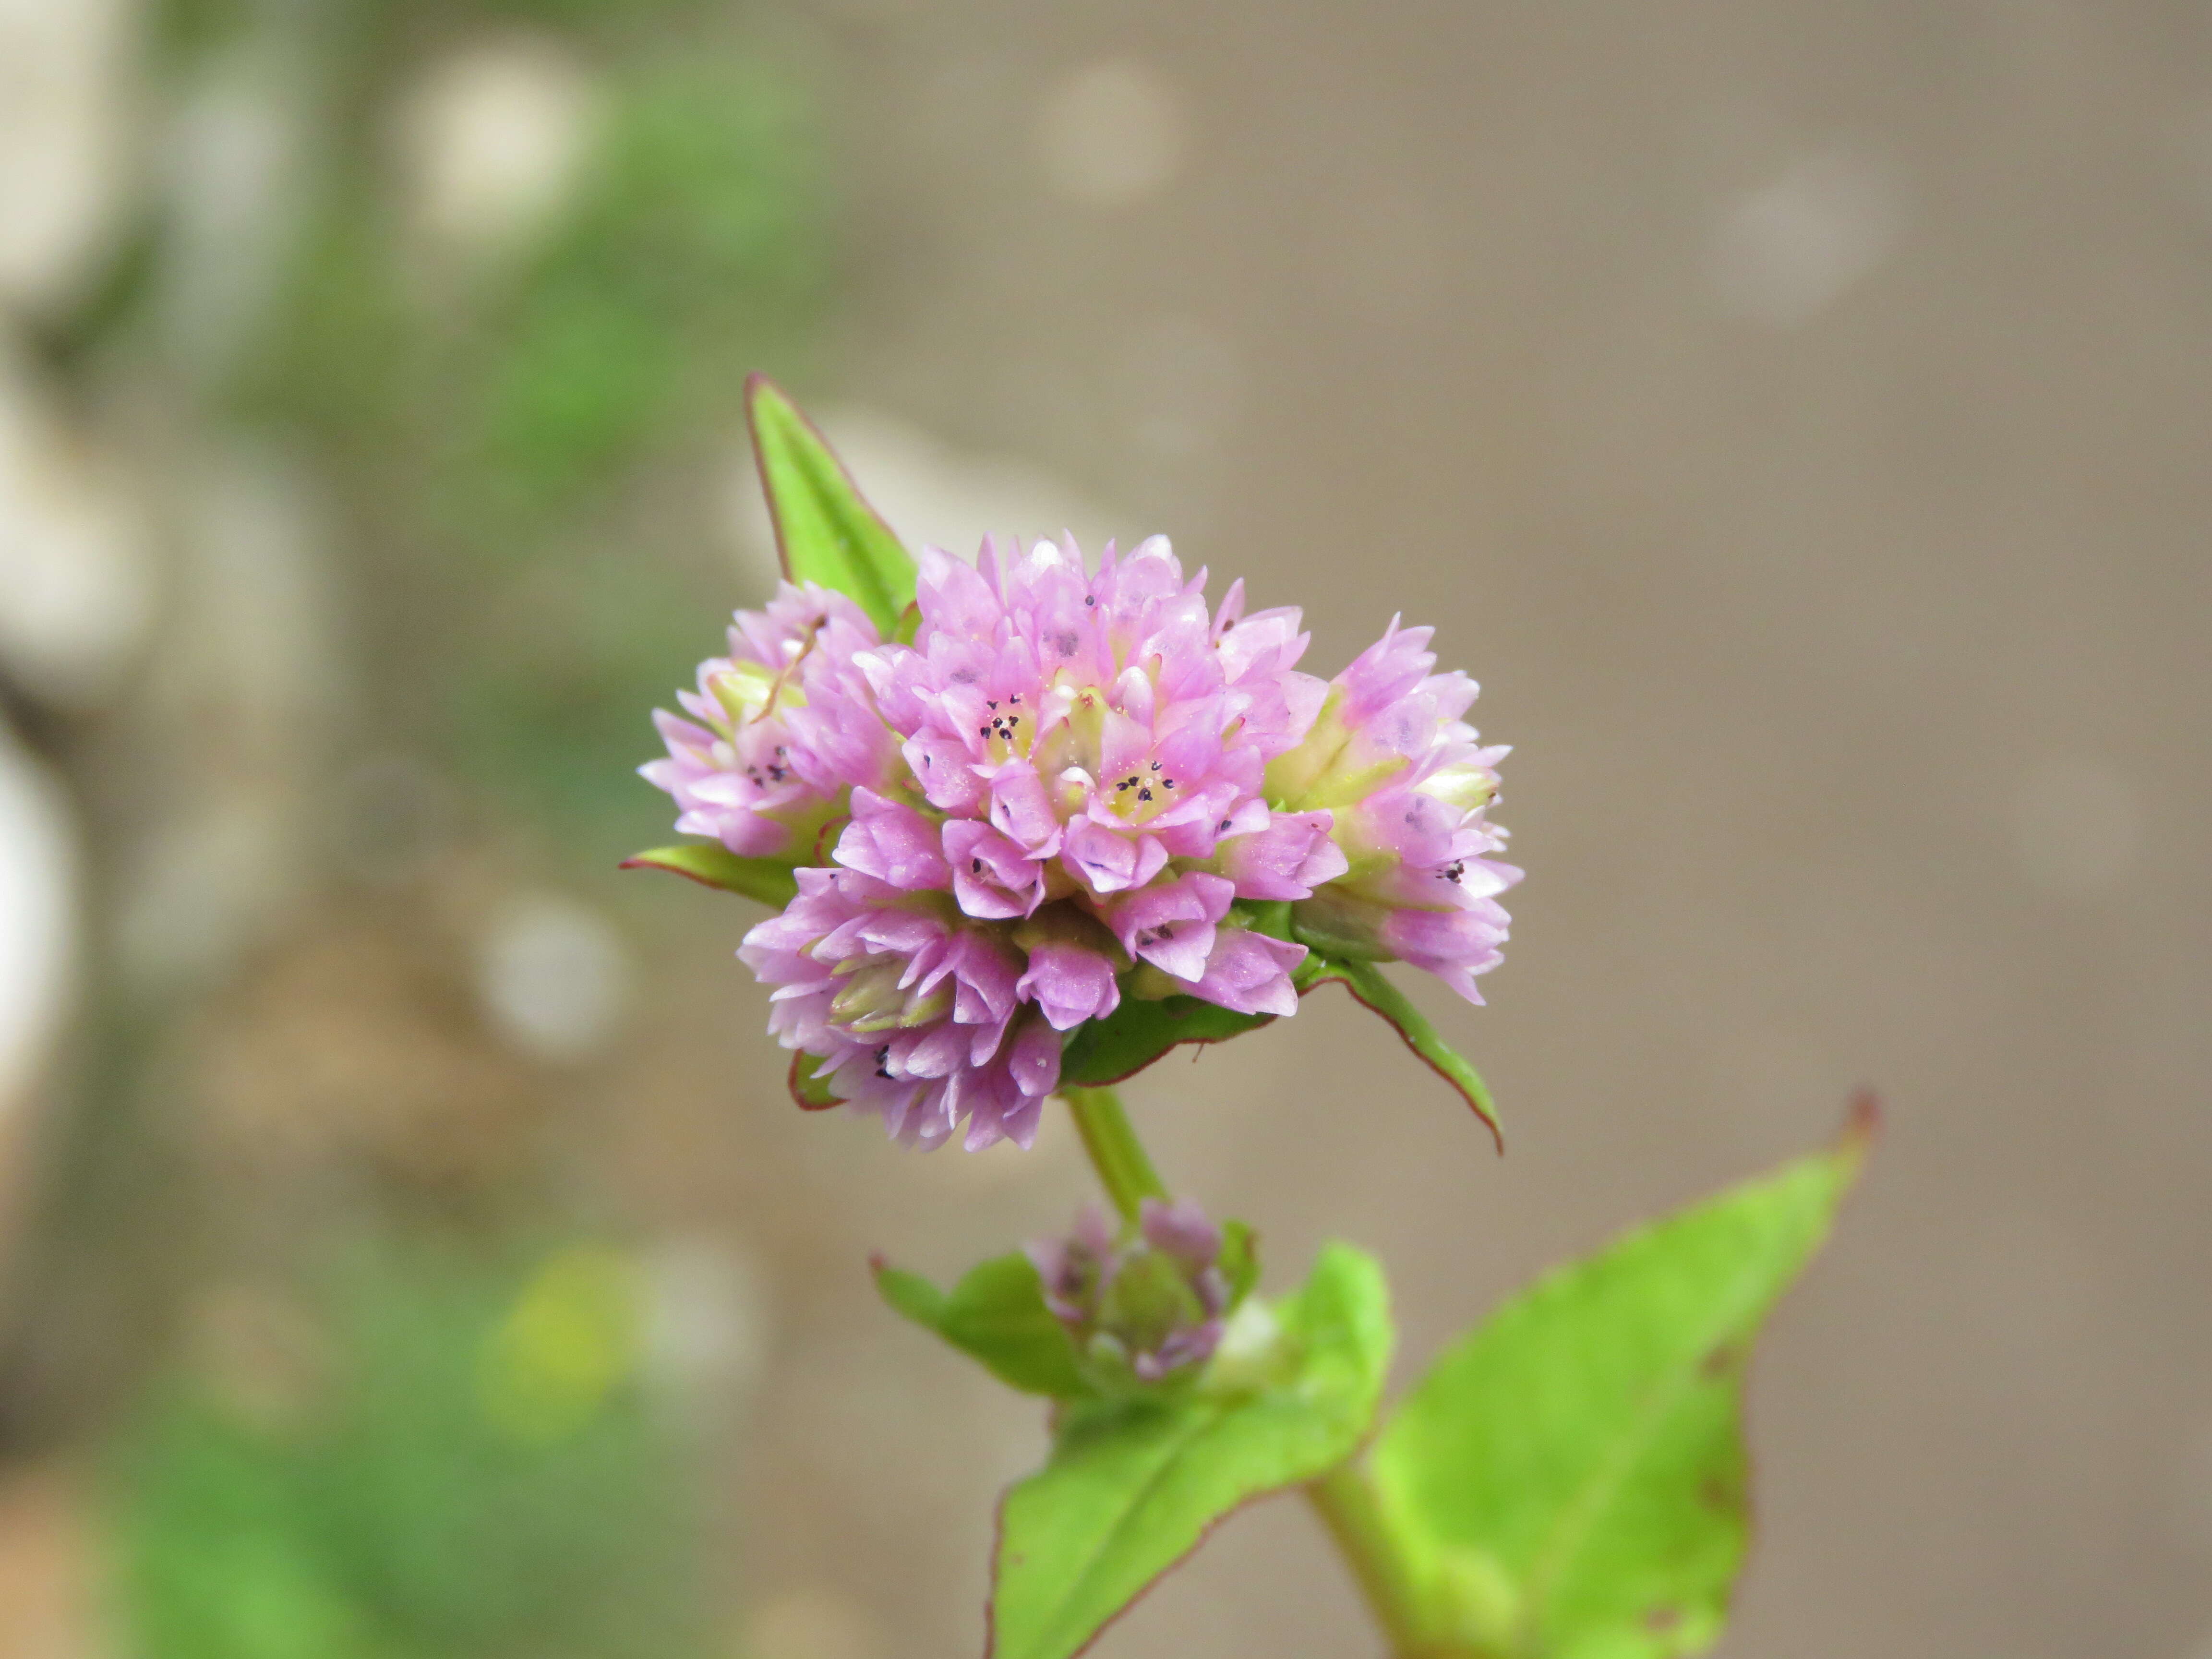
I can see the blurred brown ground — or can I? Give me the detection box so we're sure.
[6,3,2212,1659]
[685,5,2211,1656]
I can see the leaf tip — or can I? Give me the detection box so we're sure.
[1837,1087,1883,1169]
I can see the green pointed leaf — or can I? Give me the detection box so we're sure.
[746,375,915,635]
[620,843,798,907]
[1300,952,1502,1150]
[990,1243,1393,1659]
[1369,1108,1874,1659]
[875,1252,1087,1399]
[1058,995,1275,1088]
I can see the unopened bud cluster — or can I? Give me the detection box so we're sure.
[1028,1199,1233,1385]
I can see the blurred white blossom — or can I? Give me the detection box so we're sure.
[1711,146,1905,328]
[391,36,599,263]
[1035,60,1184,207]
[0,0,137,312]
[160,50,309,377]
[0,347,153,707]
[476,893,634,1065]
[0,722,74,1126]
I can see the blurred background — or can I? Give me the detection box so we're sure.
[0,1,2208,1656]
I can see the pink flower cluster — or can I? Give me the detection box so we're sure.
[646,536,1516,1151]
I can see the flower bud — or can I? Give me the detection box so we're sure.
[1028,1199,1232,1385]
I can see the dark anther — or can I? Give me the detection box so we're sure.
[979,726,992,737]
[971,858,983,874]
[1443,861,1465,884]
[1007,716,1019,728]
[874,1044,892,1080]
[1009,693,1022,703]
[1162,779,1175,788]
[1138,787,1153,802]
[1219,819,1233,832]
[987,700,998,709]
[1084,595,1095,606]
[1150,760,1161,770]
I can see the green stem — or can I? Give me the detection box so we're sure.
[1058,1086,1168,1223]
[1060,1087,1446,1659]
[1306,1458,1440,1659]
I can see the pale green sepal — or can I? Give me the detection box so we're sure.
[988,1243,1393,1659]
[1370,1107,1875,1659]
[745,375,916,636]
[620,843,799,907]
[873,1252,1088,1400]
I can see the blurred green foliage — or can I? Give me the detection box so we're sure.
[107,1240,712,1659]
[160,0,829,860]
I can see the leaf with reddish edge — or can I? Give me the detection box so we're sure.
[746,375,916,637]
[987,1244,1392,1659]
[1366,1101,1875,1659]
[873,1251,1088,1399]
[1298,952,1503,1151]
[620,843,799,907]
[789,1051,840,1111]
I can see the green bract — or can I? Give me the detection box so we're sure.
[875,1252,1089,1399]
[745,374,917,638]
[618,843,799,906]
[1296,949,1502,1147]
[1362,1111,1872,1659]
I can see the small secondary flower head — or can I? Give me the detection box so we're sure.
[1267,617,1519,1004]
[647,536,1517,1149]
[1028,1199,1231,1383]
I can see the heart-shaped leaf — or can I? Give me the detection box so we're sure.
[874,1251,1087,1399]
[1366,1106,1873,1659]
[989,1243,1393,1659]
[746,375,915,637]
